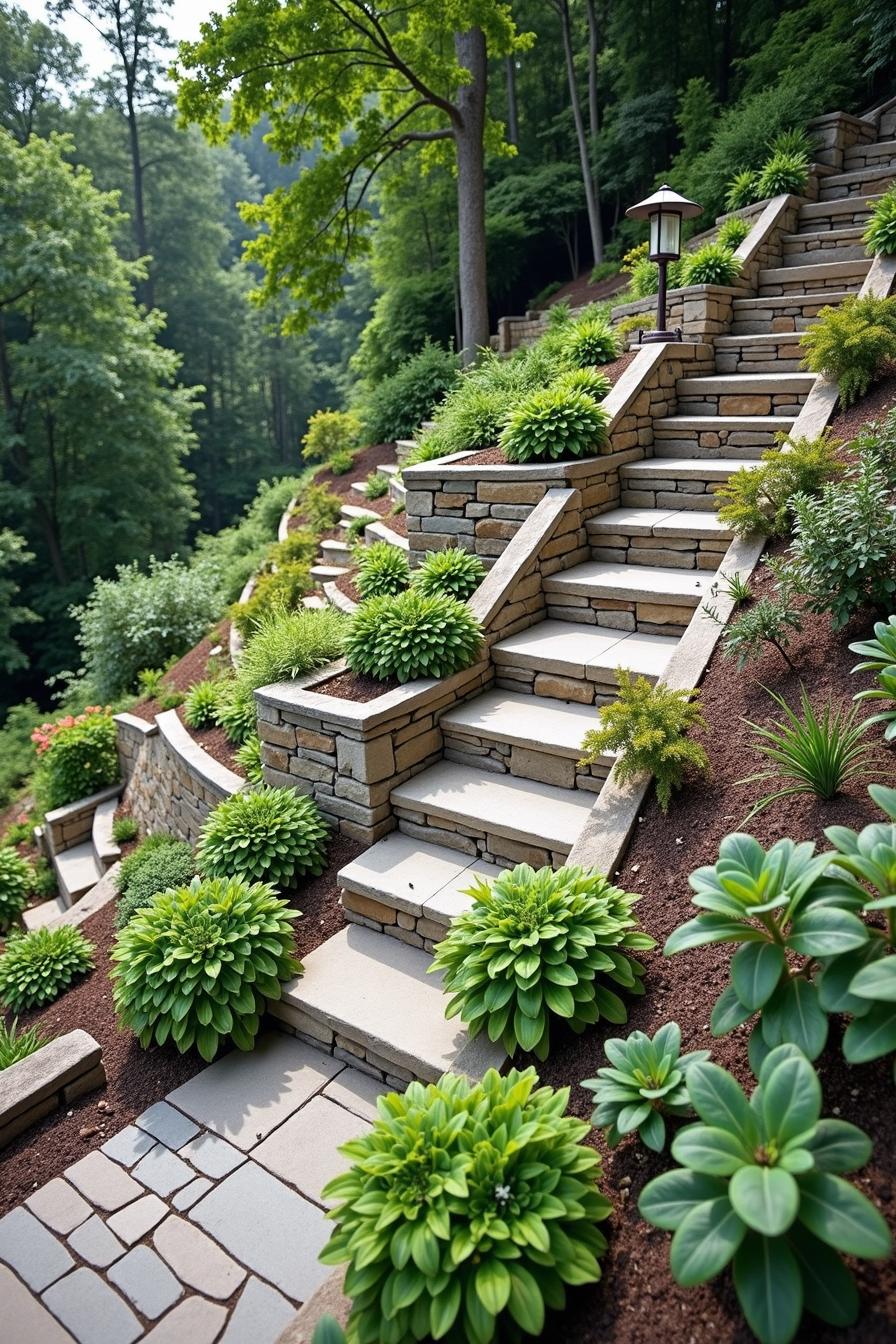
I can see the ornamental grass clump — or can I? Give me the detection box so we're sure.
[755,147,809,198]
[320,1066,611,1344]
[0,846,32,931]
[411,547,485,602]
[553,367,612,402]
[639,1046,891,1344]
[582,1022,710,1152]
[112,875,301,1061]
[500,387,609,464]
[681,241,742,287]
[235,606,347,696]
[724,170,759,212]
[431,864,654,1060]
[559,315,620,367]
[0,1018,51,1071]
[197,786,329,886]
[800,294,896,406]
[716,216,751,250]
[0,925,94,1012]
[345,590,482,684]
[355,542,410,599]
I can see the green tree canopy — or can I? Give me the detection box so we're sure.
[0,1,82,143]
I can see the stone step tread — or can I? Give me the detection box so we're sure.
[758,258,871,284]
[732,290,853,310]
[844,138,896,164]
[675,373,815,393]
[799,195,881,221]
[310,564,350,580]
[320,539,353,556]
[391,760,594,853]
[654,415,796,431]
[622,456,758,481]
[820,164,894,189]
[492,619,678,683]
[54,842,101,903]
[587,506,734,539]
[782,225,866,245]
[713,333,807,346]
[273,924,506,1084]
[441,688,606,761]
[339,831,499,922]
[544,559,710,604]
[339,504,380,521]
[22,895,69,930]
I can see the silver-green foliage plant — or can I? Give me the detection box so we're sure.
[851,613,896,741]
[431,864,654,1060]
[320,1067,611,1344]
[411,547,485,601]
[582,1022,709,1151]
[112,875,300,1061]
[0,925,94,1012]
[345,590,482,683]
[197,786,329,886]
[864,183,896,256]
[639,1046,891,1344]
[114,837,195,930]
[356,541,410,599]
[500,387,608,464]
[0,846,31,931]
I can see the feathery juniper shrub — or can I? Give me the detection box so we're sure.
[717,432,844,538]
[197,786,329,886]
[301,409,362,463]
[0,925,94,1012]
[344,590,482,683]
[582,1021,710,1151]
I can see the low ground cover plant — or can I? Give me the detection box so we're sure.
[850,613,896,741]
[717,433,843,538]
[800,294,896,406]
[32,707,119,812]
[0,925,94,1012]
[355,541,410,599]
[363,471,390,500]
[432,863,653,1060]
[320,1066,611,1344]
[500,386,609,463]
[302,409,362,463]
[0,1018,51,1071]
[864,183,896,256]
[112,875,301,1061]
[235,733,264,785]
[197,786,329,886]
[345,590,482,683]
[0,846,32,931]
[115,834,195,929]
[411,547,485,602]
[580,671,709,813]
[111,815,138,844]
[582,1022,710,1152]
[639,1046,890,1344]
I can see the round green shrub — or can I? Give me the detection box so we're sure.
[554,367,612,401]
[114,837,195,930]
[0,846,31,931]
[681,241,742,287]
[864,184,896,256]
[755,149,809,198]
[320,1066,610,1343]
[355,542,410,600]
[269,529,319,569]
[111,875,301,1061]
[231,563,313,639]
[328,448,356,475]
[560,316,620,367]
[345,590,482,683]
[500,387,609,464]
[197,786,329,886]
[363,471,389,500]
[432,863,654,1060]
[0,925,94,1012]
[716,215,751,250]
[411,547,486,601]
[183,679,221,730]
[301,409,362,463]
[724,169,759,212]
[34,711,119,813]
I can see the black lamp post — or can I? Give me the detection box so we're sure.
[625,184,702,342]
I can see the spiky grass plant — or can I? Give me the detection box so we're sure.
[0,846,32,931]
[411,547,485,602]
[582,1022,709,1151]
[112,875,301,1060]
[355,541,410,599]
[681,242,742,287]
[211,678,258,746]
[183,678,222,729]
[755,148,809,198]
[560,315,620,367]
[235,606,347,696]
[235,733,264,785]
[553,367,612,402]
[431,864,654,1060]
[724,170,759,212]
[111,815,138,844]
[716,216,751,250]
[364,471,390,500]
[197,786,329,886]
[0,1018,52,1070]
[345,590,482,683]
[500,387,609,464]
[0,925,94,1012]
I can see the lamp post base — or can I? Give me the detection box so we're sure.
[638,328,684,343]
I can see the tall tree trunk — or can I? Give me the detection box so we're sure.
[585,0,600,144]
[505,55,520,146]
[453,28,490,364]
[718,0,733,102]
[557,0,603,266]
[125,88,153,309]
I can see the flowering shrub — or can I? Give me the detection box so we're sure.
[33,708,119,812]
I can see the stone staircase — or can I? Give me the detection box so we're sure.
[309,463,405,594]
[271,124,894,1088]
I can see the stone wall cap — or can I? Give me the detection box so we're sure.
[0,1029,102,1125]
[155,709,244,797]
[44,784,122,828]
[114,711,158,738]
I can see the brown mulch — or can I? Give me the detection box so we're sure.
[313,443,396,493]
[382,509,408,538]
[0,831,362,1214]
[829,369,896,445]
[334,571,362,605]
[174,706,245,778]
[310,669,399,703]
[129,623,230,725]
[536,268,628,311]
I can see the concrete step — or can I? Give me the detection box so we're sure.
[441,688,611,779]
[22,896,69,931]
[310,563,349,583]
[339,504,379,523]
[729,291,853,334]
[652,416,793,460]
[391,760,594,859]
[843,138,896,168]
[713,332,808,373]
[54,841,101,904]
[543,558,710,608]
[493,618,677,689]
[91,795,120,871]
[798,195,881,230]
[588,506,733,541]
[781,226,866,264]
[303,595,328,610]
[319,538,354,567]
[819,164,894,199]
[270,923,506,1085]
[757,258,871,295]
[620,456,757,512]
[675,374,815,396]
[366,519,409,550]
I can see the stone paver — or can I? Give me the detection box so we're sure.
[0,1264,75,1343]
[0,1207,73,1291]
[338,830,475,917]
[68,1214,127,1269]
[322,1069,386,1123]
[134,1101,200,1150]
[153,1215,246,1300]
[441,687,601,756]
[131,1144,195,1197]
[108,1246,183,1320]
[102,1125,157,1168]
[220,1276,295,1344]
[190,1162,330,1302]
[64,1151,143,1212]
[178,1131,245,1179]
[166,1033,340,1151]
[172,1177,213,1211]
[106,1194,168,1246]
[142,1296,228,1344]
[26,1179,91,1235]
[253,1096,368,1206]
[42,1267,141,1344]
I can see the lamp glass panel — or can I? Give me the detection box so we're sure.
[659,211,681,256]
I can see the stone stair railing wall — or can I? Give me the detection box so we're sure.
[25,785,123,928]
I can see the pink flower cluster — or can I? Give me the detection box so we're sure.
[31,706,110,756]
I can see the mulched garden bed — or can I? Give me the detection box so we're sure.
[310,669,400,703]
[314,442,396,493]
[334,571,362,605]
[0,831,363,1215]
[129,622,230,725]
[174,705,245,778]
[536,269,628,311]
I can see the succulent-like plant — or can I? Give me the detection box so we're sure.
[864,183,896,256]
[355,541,410,599]
[850,613,896,741]
[197,785,329,887]
[553,366,612,402]
[0,846,32,931]
[235,733,264,785]
[411,547,485,601]
[320,1067,611,1344]
[560,316,620,367]
[112,875,301,1060]
[500,386,609,464]
[582,1022,710,1151]
[724,170,759,212]
[114,836,195,929]
[0,925,94,1012]
[431,864,654,1060]
[640,1046,890,1344]
[183,678,222,729]
[345,590,482,683]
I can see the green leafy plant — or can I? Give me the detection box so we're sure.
[115,835,195,929]
[553,367,612,402]
[412,547,485,602]
[421,385,511,456]
[355,541,410,599]
[329,448,356,475]
[628,255,686,298]
[0,1018,52,1071]
[755,148,809,198]
[311,1320,346,1344]
[864,183,896,256]
[344,513,378,545]
[614,314,649,343]
[500,387,608,464]
[364,471,390,500]
[231,563,313,639]
[197,785,329,886]
[234,607,346,698]
[717,433,844,538]
[715,571,752,606]
[137,667,165,701]
[431,863,653,1060]
[211,679,257,746]
[0,846,31,931]
[724,170,759,212]
[738,685,878,823]
[33,709,119,813]
[716,216,751,250]
[302,409,362,463]
[851,613,896,741]
[718,588,804,670]
[345,590,482,684]
[768,127,813,160]
[236,733,264,785]
[582,1022,710,1151]
[800,294,896,405]
[28,857,57,901]
[639,1046,891,1344]
[681,242,742,287]
[301,482,344,530]
[0,925,94,1012]
[112,875,301,1061]
[111,815,138,844]
[183,679,222,730]
[320,1066,611,1344]
[360,339,457,444]
[269,529,319,570]
[580,671,710,813]
[559,315,620,367]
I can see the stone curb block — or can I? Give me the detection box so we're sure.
[0,1030,104,1148]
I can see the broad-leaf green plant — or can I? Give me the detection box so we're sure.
[345,590,482,683]
[197,786,329,886]
[850,614,896,742]
[355,542,410,599]
[499,387,608,464]
[864,183,896,256]
[411,547,485,601]
[0,846,32,931]
[582,1021,710,1151]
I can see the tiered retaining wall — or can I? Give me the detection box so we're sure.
[43,785,121,859]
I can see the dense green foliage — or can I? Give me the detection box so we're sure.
[320,1067,611,1344]
[197,786,330,887]
[234,606,347,698]
[0,845,31,931]
[33,708,119,812]
[356,543,410,600]
[115,836,196,930]
[851,614,896,741]
[0,1017,51,1071]
[112,875,301,1061]
[717,435,844,538]
[681,241,742,287]
[360,342,458,445]
[0,924,94,1012]
[412,548,485,602]
[800,296,896,406]
[345,591,482,683]
[582,1022,710,1152]
[500,387,609,464]
[302,410,362,464]
[864,184,896,256]
[183,680,222,730]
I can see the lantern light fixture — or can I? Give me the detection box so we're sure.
[625,184,702,342]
